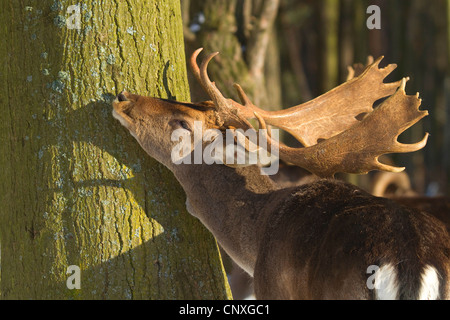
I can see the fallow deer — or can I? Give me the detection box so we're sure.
[112,48,450,299]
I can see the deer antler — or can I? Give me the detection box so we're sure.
[255,78,428,177]
[190,48,253,130]
[190,49,428,177]
[192,49,402,147]
[346,56,374,81]
[231,55,403,147]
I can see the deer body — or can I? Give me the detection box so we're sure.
[172,157,449,299]
[254,180,448,299]
[112,49,450,299]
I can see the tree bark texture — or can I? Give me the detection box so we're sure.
[0,0,231,299]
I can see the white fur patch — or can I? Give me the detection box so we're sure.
[374,264,399,300]
[418,265,440,300]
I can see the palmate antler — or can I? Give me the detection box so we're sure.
[231,55,403,147]
[255,78,428,177]
[346,56,374,81]
[190,48,429,177]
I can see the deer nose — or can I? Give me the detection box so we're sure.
[117,91,129,102]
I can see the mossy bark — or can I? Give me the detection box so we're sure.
[0,0,231,299]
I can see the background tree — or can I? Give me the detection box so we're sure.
[0,0,231,299]
[182,0,281,109]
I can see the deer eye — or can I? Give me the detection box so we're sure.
[172,119,191,131]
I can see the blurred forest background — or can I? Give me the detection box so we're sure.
[180,0,450,196]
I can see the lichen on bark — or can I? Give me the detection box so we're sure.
[0,0,231,299]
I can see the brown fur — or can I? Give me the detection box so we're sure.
[255,180,450,299]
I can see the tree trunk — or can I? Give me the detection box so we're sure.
[318,0,339,93]
[0,0,231,299]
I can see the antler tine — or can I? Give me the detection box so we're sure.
[233,84,252,106]
[347,55,374,81]
[190,48,203,86]
[230,84,264,119]
[191,48,229,113]
[191,48,267,123]
[191,48,228,111]
[199,52,230,112]
[191,48,255,130]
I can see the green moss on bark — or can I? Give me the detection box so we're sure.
[0,0,231,299]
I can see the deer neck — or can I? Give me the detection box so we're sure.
[171,163,278,275]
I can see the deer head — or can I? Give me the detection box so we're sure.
[113,91,218,168]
